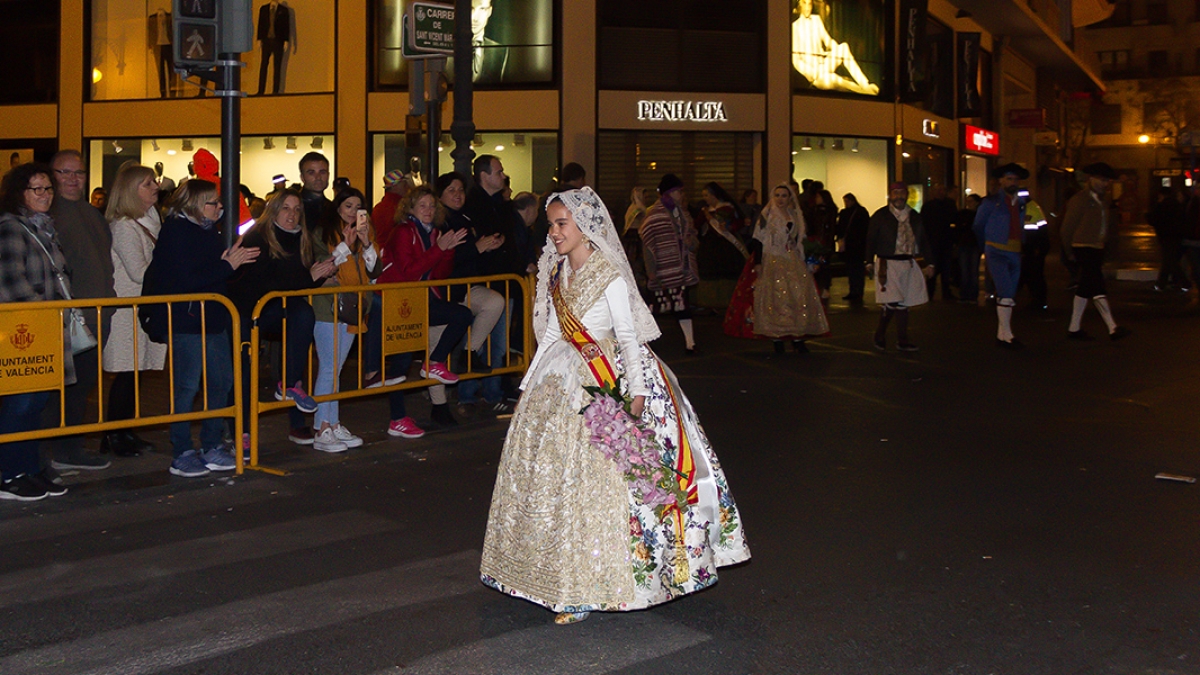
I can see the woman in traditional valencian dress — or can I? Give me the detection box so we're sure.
[723,183,829,352]
[480,187,750,625]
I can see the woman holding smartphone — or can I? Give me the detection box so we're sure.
[308,188,381,452]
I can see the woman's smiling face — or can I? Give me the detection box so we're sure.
[23,173,54,214]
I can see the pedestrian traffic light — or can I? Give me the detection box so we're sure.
[174,0,219,69]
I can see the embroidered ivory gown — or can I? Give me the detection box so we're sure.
[480,254,750,613]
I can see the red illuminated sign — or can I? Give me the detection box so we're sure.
[964,125,999,156]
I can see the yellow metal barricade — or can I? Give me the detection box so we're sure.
[0,293,246,471]
[245,274,533,473]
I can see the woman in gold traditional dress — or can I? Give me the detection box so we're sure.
[724,184,829,351]
[480,187,750,624]
[754,183,830,352]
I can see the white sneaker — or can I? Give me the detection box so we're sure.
[312,426,349,453]
[332,423,364,448]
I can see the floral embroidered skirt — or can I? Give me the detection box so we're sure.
[480,341,750,613]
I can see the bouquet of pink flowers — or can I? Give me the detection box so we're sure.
[581,378,688,518]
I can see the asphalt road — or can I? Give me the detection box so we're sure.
[2,264,1199,674]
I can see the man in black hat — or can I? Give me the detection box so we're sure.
[641,173,701,354]
[1060,162,1131,341]
[973,162,1029,348]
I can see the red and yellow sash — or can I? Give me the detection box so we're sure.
[552,264,619,389]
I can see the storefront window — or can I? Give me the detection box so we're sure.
[371,131,558,202]
[0,2,58,104]
[791,136,889,212]
[375,0,555,89]
[86,136,337,202]
[962,154,988,199]
[598,0,765,92]
[900,141,953,211]
[791,0,886,98]
[91,0,335,101]
[595,131,757,218]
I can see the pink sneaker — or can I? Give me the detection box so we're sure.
[388,417,426,439]
[420,361,459,384]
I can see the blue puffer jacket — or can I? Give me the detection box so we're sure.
[973,190,1026,248]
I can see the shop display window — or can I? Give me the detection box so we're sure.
[791,136,889,213]
[375,0,555,89]
[86,136,336,202]
[595,132,757,218]
[90,0,335,101]
[790,0,886,98]
[598,0,765,92]
[371,131,558,203]
[962,154,989,200]
[900,141,953,210]
[0,1,58,104]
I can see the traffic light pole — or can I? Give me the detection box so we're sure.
[219,56,242,248]
[450,0,475,182]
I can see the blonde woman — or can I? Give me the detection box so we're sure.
[102,162,168,457]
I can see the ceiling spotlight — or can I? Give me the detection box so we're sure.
[182,138,193,152]
[263,137,275,150]
[472,134,483,146]
[816,138,825,150]
[285,136,297,154]
[112,140,123,154]
[832,139,844,151]
[513,134,525,146]
[801,137,812,150]
[311,136,323,149]
[441,132,453,144]
[851,140,860,152]
[151,139,160,152]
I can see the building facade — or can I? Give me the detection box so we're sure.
[0,0,1100,216]
[1081,0,1200,216]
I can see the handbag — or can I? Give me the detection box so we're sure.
[336,251,372,325]
[20,222,98,355]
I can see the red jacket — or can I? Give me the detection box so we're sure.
[371,192,403,246]
[378,216,454,291]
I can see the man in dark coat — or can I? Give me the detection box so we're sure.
[865,182,932,351]
[835,192,870,303]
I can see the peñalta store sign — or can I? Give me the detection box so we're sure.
[636,100,728,123]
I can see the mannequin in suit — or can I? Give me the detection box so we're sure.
[470,0,508,84]
[148,7,175,97]
[256,0,291,95]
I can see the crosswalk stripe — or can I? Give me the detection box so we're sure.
[379,612,711,675]
[0,550,483,675]
[0,479,295,545]
[0,510,397,608]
